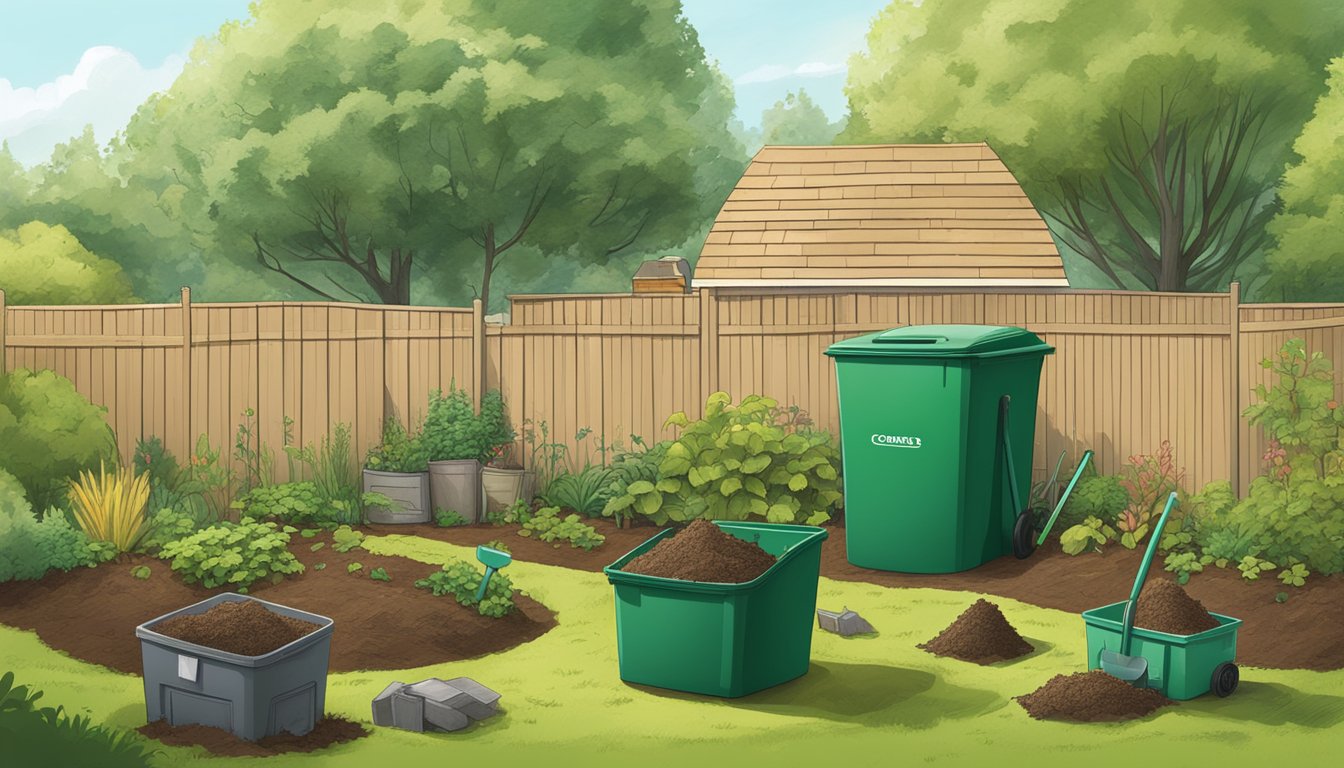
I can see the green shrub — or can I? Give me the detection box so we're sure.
[365,417,429,473]
[0,670,153,768]
[1237,554,1277,582]
[0,368,116,509]
[1163,551,1212,585]
[599,440,669,526]
[605,393,842,526]
[1279,560,1310,587]
[541,466,612,517]
[414,557,515,618]
[369,567,391,582]
[284,423,364,524]
[486,499,531,525]
[435,508,468,527]
[423,386,514,463]
[158,517,304,589]
[140,506,204,551]
[520,506,605,550]
[1059,473,1130,530]
[234,482,326,524]
[0,470,105,582]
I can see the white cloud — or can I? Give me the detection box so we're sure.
[735,60,847,86]
[0,46,184,166]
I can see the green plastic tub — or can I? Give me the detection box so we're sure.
[604,521,828,698]
[1082,601,1243,700]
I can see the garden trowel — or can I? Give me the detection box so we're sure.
[1100,492,1178,687]
[475,545,513,602]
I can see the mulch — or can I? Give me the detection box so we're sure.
[1016,671,1174,722]
[151,600,320,657]
[138,716,368,757]
[1134,578,1221,635]
[0,529,556,674]
[919,598,1034,664]
[621,519,775,583]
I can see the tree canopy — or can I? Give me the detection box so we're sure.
[0,221,138,304]
[843,0,1344,293]
[760,90,842,146]
[116,0,744,310]
[1266,57,1344,300]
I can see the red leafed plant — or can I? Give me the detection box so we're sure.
[1116,440,1185,548]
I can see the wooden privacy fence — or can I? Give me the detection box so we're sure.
[5,284,1344,495]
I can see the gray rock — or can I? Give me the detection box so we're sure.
[817,607,876,637]
[371,682,405,727]
[373,677,501,733]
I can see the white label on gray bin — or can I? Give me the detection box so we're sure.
[871,433,922,448]
[177,654,199,682]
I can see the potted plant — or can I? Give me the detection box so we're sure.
[481,442,530,518]
[422,385,487,522]
[363,418,431,523]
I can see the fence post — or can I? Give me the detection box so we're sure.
[181,287,193,456]
[472,298,485,412]
[699,287,719,406]
[1228,281,1241,497]
[0,289,6,373]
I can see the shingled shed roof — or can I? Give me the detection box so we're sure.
[694,143,1069,287]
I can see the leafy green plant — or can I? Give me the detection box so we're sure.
[310,542,325,551]
[541,466,612,517]
[414,557,515,617]
[365,417,429,473]
[331,525,365,553]
[486,499,532,526]
[284,423,363,524]
[1163,551,1213,585]
[524,419,598,492]
[1116,440,1184,549]
[423,386,513,463]
[484,539,511,554]
[1275,591,1289,604]
[1279,560,1310,587]
[1,470,107,582]
[1237,555,1277,581]
[0,670,154,768]
[233,481,323,523]
[369,566,390,581]
[606,393,842,525]
[158,517,303,589]
[520,506,605,550]
[600,439,669,527]
[185,434,235,521]
[130,565,151,580]
[1059,516,1117,555]
[435,508,468,527]
[0,368,117,509]
[348,562,363,573]
[233,407,275,495]
[1059,471,1130,531]
[313,562,326,571]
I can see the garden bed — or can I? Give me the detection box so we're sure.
[379,518,654,570]
[0,530,555,674]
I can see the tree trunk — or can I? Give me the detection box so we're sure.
[480,224,497,319]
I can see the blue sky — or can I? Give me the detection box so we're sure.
[0,0,889,165]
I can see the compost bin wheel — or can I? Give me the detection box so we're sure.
[1012,511,1037,559]
[1211,662,1239,698]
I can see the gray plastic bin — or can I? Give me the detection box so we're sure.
[135,593,334,741]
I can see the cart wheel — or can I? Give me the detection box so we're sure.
[1211,662,1239,698]
[1012,511,1036,559]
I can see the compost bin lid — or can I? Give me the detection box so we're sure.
[824,324,1054,359]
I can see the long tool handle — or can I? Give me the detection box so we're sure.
[1120,492,1179,655]
[475,565,497,602]
[1036,450,1095,546]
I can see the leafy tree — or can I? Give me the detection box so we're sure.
[0,144,33,229]
[0,222,137,304]
[760,90,842,146]
[843,0,1344,292]
[1266,57,1344,300]
[119,0,742,310]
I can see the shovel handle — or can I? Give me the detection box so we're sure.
[475,565,498,603]
[1036,450,1094,546]
[1120,492,1178,655]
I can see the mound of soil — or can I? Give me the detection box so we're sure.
[138,716,367,757]
[1016,671,1173,722]
[1135,578,1220,635]
[622,519,776,583]
[919,599,1034,664]
[152,600,319,657]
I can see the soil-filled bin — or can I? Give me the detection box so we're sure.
[603,521,828,698]
[135,594,334,741]
[1081,601,1242,700]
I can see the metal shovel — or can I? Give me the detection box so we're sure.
[1100,491,1179,686]
[474,545,513,602]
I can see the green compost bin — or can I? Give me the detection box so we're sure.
[1082,601,1242,700]
[603,522,828,698]
[825,325,1053,573]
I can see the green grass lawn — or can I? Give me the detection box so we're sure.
[3,532,1342,767]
